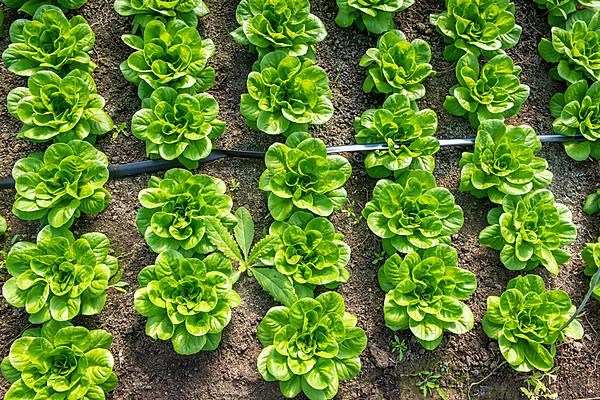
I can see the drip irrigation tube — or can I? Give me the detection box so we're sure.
[0,134,585,190]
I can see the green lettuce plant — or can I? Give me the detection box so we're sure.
[335,0,414,34]
[0,215,7,236]
[479,189,577,275]
[7,70,113,143]
[444,52,530,127]
[360,30,435,100]
[120,19,215,99]
[362,170,464,255]
[584,188,600,214]
[134,250,241,355]
[259,132,352,221]
[379,244,477,349]
[2,5,96,76]
[231,0,327,60]
[131,87,225,169]
[430,0,522,61]
[3,0,87,15]
[532,0,600,27]
[2,226,120,323]
[136,169,237,256]
[12,140,110,228]
[114,0,209,32]
[482,274,583,372]
[539,9,600,83]
[263,211,350,287]
[550,79,600,161]
[354,93,439,178]
[582,237,600,300]
[240,50,333,136]
[257,292,367,400]
[1,320,118,399]
[459,120,553,203]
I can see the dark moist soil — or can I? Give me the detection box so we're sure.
[1,0,599,399]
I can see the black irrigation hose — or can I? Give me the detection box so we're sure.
[108,149,265,177]
[0,134,586,189]
[0,149,265,189]
[327,133,585,152]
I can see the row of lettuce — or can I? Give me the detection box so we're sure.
[529,0,600,299]
[0,1,121,399]
[460,0,600,371]
[114,0,245,368]
[231,2,366,399]
[441,0,600,371]
[529,1,600,224]
[341,0,598,376]
[340,4,478,353]
[0,0,599,399]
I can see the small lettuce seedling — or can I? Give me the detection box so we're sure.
[480,189,577,275]
[240,51,333,136]
[4,0,87,15]
[550,79,600,161]
[132,87,226,169]
[12,140,110,228]
[259,132,351,221]
[8,70,113,143]
[539,9,600,83]
[444,52,530,128]
[335,0,414,34]
[2,5,96,76]
[355,93,439,178]
[379,244,476,350]
[231,0,327,60]
[136,169,237,256]
[120,19,216,99]
[1,320,118,399]
[257,292,367,400]
[362,170,464,255]
[114,0,209,32]
[360,30,435,100]
[459,120,553,203]
[2,226,121,323]
[483,275,583,372]
[134,250,241,355]
[430,0,522,61]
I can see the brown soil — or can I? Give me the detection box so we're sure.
[1,0,599,399]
